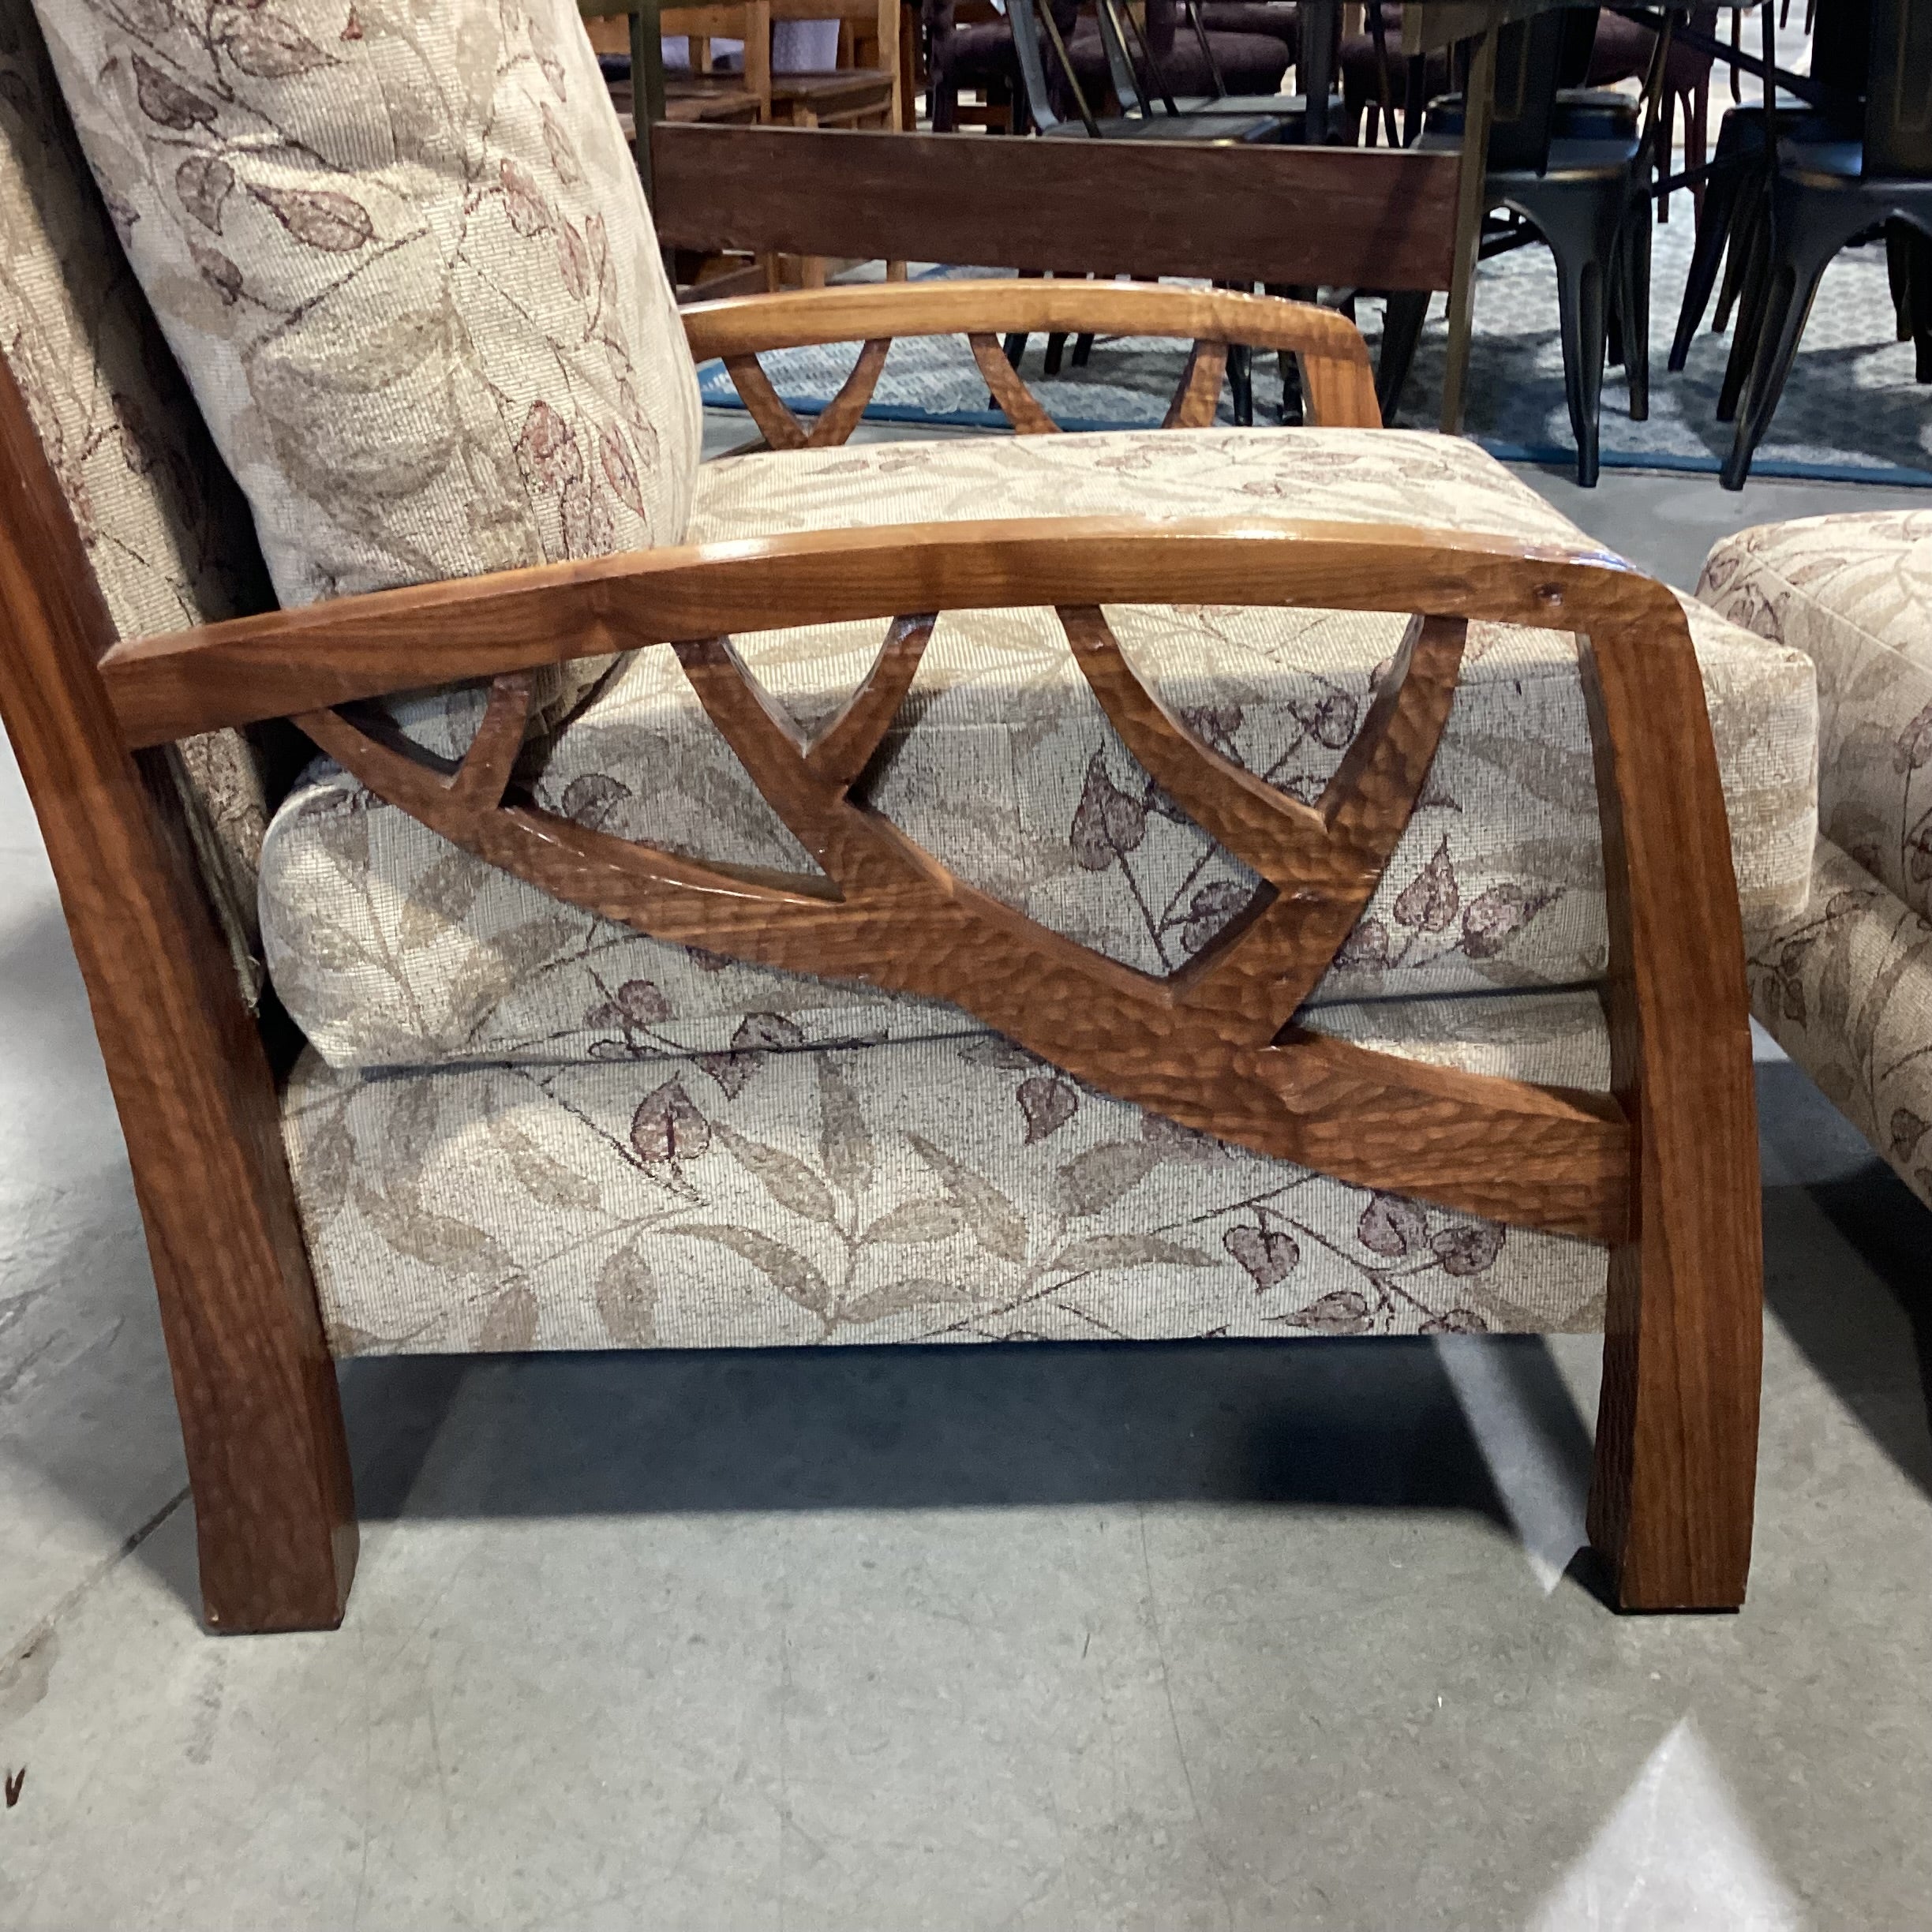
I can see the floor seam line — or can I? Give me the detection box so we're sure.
[1,1483,191,1676]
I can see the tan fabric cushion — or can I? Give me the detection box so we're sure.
[1701,511,1932,928]
[284,988,1611,1355]
[1748,835,1932,1212]
[32,0,702,738]
[0,0,275,999]
[260,427,1818,1070]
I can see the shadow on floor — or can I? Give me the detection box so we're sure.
[339,1333,1593,1537]
[1757,1058,1932,1502]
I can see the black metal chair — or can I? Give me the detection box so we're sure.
[1376,8,1654,487]
[1719,0,1932,487]
[1009,0,1289,138]
[997,0,1291,417]
[1587,4,1717,220]
[1667,0,1869,374]
[1341,2,1447,148]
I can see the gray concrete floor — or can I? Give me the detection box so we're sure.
[2,451,1931,1930]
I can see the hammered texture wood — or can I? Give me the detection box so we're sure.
[968,333,1063,435]
[294,597,1632,1242]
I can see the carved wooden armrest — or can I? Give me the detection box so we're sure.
[680,279,1383,438]
[98,512,1751,1275]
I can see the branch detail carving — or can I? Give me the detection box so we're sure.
[721,329,1235,445]
[295,605,1631,1245]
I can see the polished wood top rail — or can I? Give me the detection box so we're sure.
[100,517,1643,747]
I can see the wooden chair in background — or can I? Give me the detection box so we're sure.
[765,0,908,283]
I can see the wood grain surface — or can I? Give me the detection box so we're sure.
[294,588,1633,1243]
[2,275,1764,1612]
[684,279,1381,431]
[102,518,1631,746]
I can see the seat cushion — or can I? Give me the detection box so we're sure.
[33,0,702,732]
[1700,511,1932,929]
[0,0,277,1000]
[284,988,1610,1355]
[1197,4,1301,56]
[261,426,1818,1072]
[1070,27,1290,99]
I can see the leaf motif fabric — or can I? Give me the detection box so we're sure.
[0,0,276,999]
[260,428,1819,1072]
[283,989,1615,1354]
[1748,837,1932,1214]
[1700,511,1932,929]
[1701,513,1932,1213]
[31,0,702,739]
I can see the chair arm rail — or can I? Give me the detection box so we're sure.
[100,513,1646,747]
[679,279,1383,430]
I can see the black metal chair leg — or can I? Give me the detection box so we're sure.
[1376,290,1429,423]
[1713,182,1765,337]
[1670,150,1749,369]
[1071,332,1095,366]
[1043,331,1069,376]
[1228,342,1254,424]
[1722,217,1870,490]
[1622,200,1652,421]
[1550,242,1608,488]
[1715,209,1773,423]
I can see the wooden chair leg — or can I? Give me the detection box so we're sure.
[1585,1062,1762,1610]
[0,367,356,1634]
[1579,625,1761,1612]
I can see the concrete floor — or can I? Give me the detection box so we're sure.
[2,451,1930,1930]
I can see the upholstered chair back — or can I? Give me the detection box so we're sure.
[0,0,281,998]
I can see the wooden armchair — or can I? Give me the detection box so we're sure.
[2,272,1765,1630]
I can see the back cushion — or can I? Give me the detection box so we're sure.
[32,0,702,727]
[0,0,277,999]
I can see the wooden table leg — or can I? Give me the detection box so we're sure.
[1440,17,1496,434]
[1300,0,1336,143]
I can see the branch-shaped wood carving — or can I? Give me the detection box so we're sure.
[295,607,1629,1245]
[968,334,1061,436]
[724,338,891,450]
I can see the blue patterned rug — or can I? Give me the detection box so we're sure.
[696,220,1932,485]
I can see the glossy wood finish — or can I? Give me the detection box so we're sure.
[0,365,356,1633]
[683,280,1383,430]
[968,333,1063,432]
[650,125,1462,291]
[721,335,891,445]
[1581,617,1761,1611]
[298,512,1762,1604]
[106,517,1640,747]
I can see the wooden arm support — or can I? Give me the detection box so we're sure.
[679,279,1382,438]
